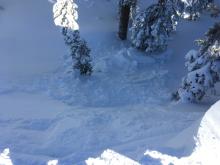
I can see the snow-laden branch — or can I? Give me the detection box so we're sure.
[53,0,79,30]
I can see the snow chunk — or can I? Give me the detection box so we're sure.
[86,149,140,165]
[0,148,13,165]
[47,160,59,165]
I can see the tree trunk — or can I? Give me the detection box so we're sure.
[158,0,166,5]
[118,3,131,40]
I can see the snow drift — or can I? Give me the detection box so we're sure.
[145,100,220,165]
[86,150,140,165]
[0,149,13,165]
[79,100,220,165]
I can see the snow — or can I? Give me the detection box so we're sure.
[53,0,79,30]
[0,91,203,164]
[0,0,66,84]
[47,160,59,165]
[144,100,220,165]
[86,150,140,165]
[83,100,220,165]
[0,149,13,165]
[0,0,219,164]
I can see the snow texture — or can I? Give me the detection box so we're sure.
[144,100,220,165]
[53,0,79,30]
[86,150,140,165]
[0,0,219,165]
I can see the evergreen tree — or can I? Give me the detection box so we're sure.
[174,0,214,20]
[174,22,220,102]
[207,2,220,18]
[53,0,92,75]
[131,0,178,53]
[62,28,92,75]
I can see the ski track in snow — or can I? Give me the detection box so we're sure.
[0,0,219,164]
[0,94,203,164]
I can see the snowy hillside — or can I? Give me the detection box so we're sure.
[0,0,220,165]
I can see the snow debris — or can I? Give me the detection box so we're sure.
[85,149,140,165]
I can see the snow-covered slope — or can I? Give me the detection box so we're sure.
[0,91,204,164]
[0,0,219,165]
[0,0,65,83]
[144,100,220,165]
[85,101,220,165]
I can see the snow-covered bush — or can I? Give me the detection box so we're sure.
[53,0,92,75]
[174,22,220,102]
[131,0,178,53]
[175,0,214,20]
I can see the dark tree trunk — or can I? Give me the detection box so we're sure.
[118,3,131,40]
[158,0,166,5]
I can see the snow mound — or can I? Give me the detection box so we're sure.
[0,149,13,165]
[144,100,220,165]
[85,149,140,165]
[47,160,59,165]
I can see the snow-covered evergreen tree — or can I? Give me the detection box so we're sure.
[174,0,214,20]
[131,0,178,53]
[174,22,220,102]
[207,2,220,17]
[53,0,92,75]
[61,28,92,75]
